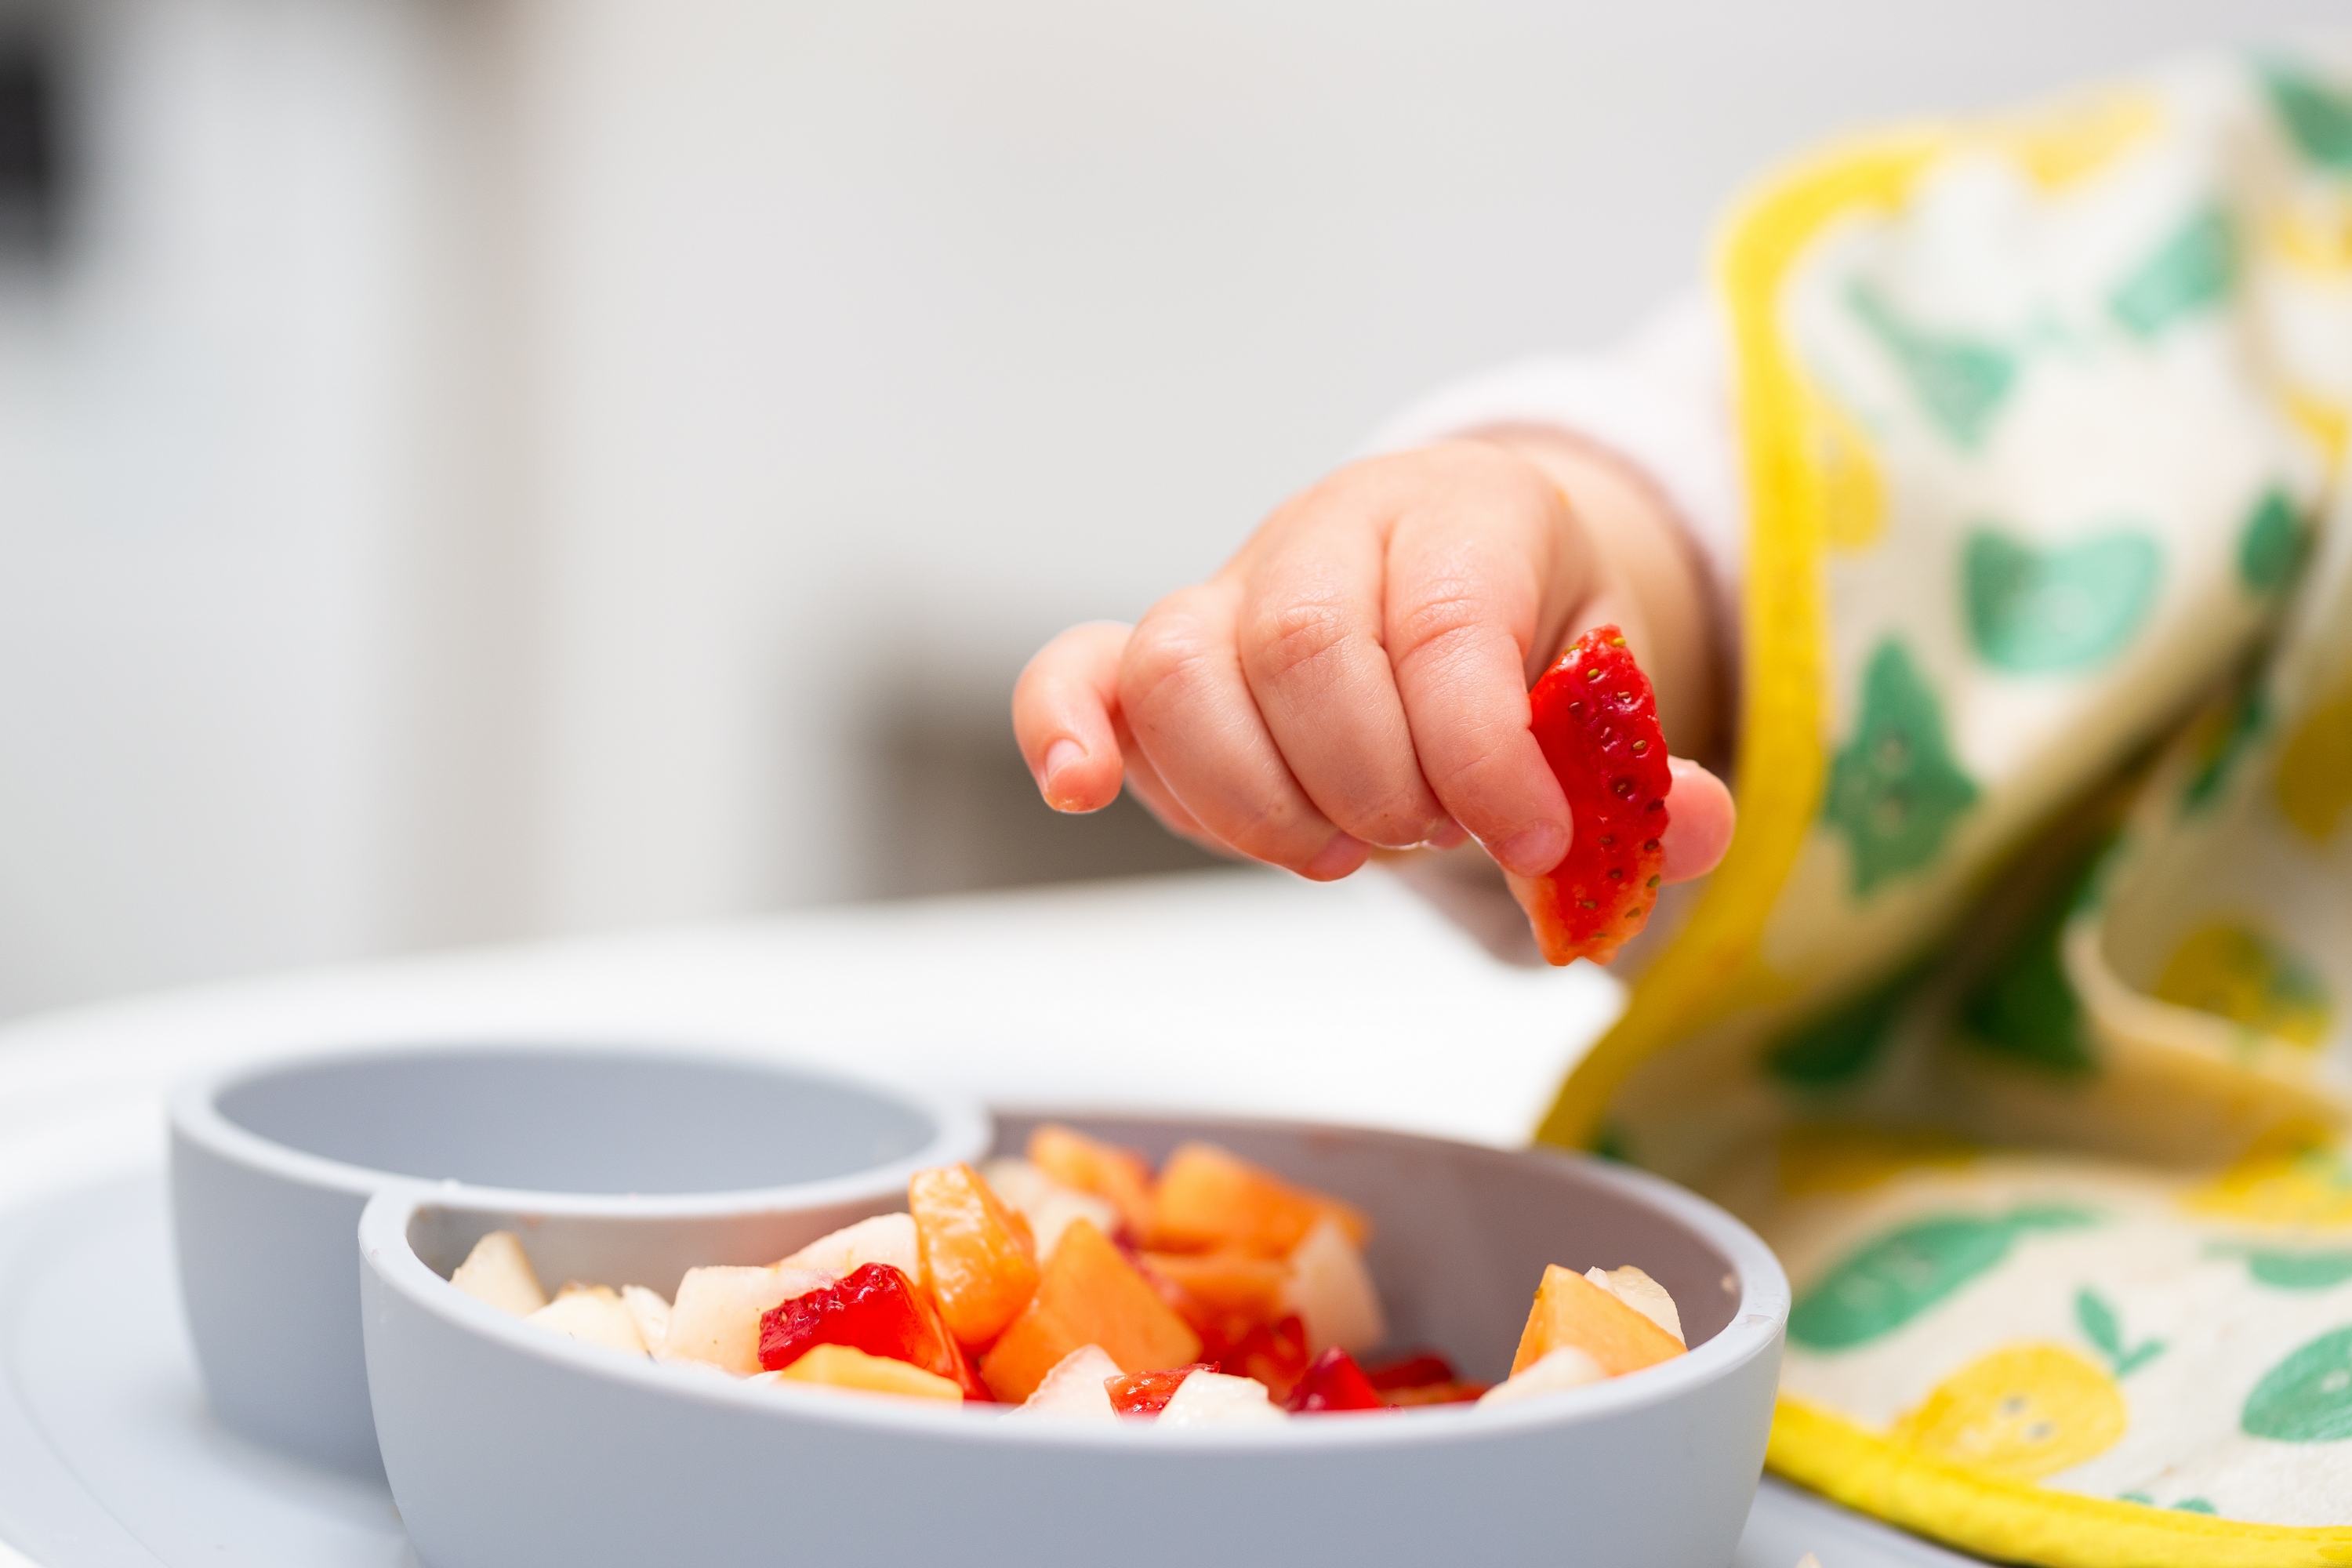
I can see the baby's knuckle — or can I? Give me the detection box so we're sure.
[1243,598,1356,689]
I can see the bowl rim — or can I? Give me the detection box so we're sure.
[172,1039,993,1217]
[358,1109,1789,1452]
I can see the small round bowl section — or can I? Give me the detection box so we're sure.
[360,1114,1789,1568]
[169,1044,988,1476]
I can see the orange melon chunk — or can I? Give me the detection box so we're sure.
[979,1219,1200,1402]
[1511,1264,1685,1377]
[1149,1142,1369,1257]
[1027,1124,1157,1238]
[909,1163,1040,1348]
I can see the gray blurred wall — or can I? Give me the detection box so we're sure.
[0,0,2339,1018]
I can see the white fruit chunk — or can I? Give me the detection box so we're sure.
[1584,1265,1683,1345]
[780,1213,920,1279]
[619,1284,673,1356]
[980,1158,1117,1262]
[527,1284,648,1356]
[449,1231,548,1317]
[1280,1215,1385,1355]
[659,1265,829,1375]
[1478,1345,1608,1406]
[1011,1344,1122,1420]
[1156,1371,1285,1426]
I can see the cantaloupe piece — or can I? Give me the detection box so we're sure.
[1479,1345,1608,1406]
[1136,1249,1290,1319]
[1149,1143,1369,1257]
[911,1163,1040,1346]
[768,1343,963,1403]
[1512,1264,1685,1377]
[979,1219,1200,1402]
[1028,1125,1157,1238]
[449,1231,548,1317]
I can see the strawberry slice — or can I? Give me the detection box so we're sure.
[1523,625,1671,965]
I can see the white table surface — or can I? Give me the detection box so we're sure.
[0,867,1980,1568]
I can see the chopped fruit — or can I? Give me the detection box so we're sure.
[771,1343,964,1403]
[1523,624,1672,966]
[909,1163,1041,1346]
[1281,1215,1387,1354]
[527,1285,648,1356]
[1584,1265,1684,1345]
[1285,1347,1386,1413]
[662,1265,829,1375]
[1159,1370,1285,1426]
[1028,1124,1158,1239]
[1479,1345,1609,1406]
[1221,1314,1312,1402]
[756,1262,985,1399]
[1150,1143,1370,1257]
[979,1219,1202,1402]
[1011,1345,1123,1419]
[1378,1379,1488,1407]
[619,1284,672,1355]
[1363,1352,1459,1392]
[781,1214,921,1280]
[1107,1362,1219,1416]
[1512,1264,1686,1377]
[483,1127,1697,1426]
[1138,1249,1290,1321]
[982,1157,1120,1261]
[450,1231,547,1317]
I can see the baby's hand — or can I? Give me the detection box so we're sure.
[1012,438,1734,896]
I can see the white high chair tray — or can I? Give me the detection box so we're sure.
[0,869,1984,1567]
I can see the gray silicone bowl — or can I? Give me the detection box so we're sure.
[359,1112,1788,1568]
[170,1042,989,1475]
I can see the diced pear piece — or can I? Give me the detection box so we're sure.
[1512,1265,1684,1377]
[780,1213,920,1280]
[1281,1216,1386,1355]
[659,1265,829,1375]
[527,1284,648,1356]
[619,1284,672,1355]
[1584,1265,1683,1345]
[1157,1370,1284,1426]
[1479,1345,1609,1406]
[982,1157,1119,1261]
[449,1231,547,1317]
[1011,1344,1123,1419]
[770,1343,963,1403]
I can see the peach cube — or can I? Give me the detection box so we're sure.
[910,1163,1040,1347]
[1149,1142,1369,1257]
[979,1219,1200,1402]
[1511,1265,1685,1378]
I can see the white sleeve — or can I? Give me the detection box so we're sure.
[1359,294,1744,643]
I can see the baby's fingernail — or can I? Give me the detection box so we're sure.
[1041,739,1086,806]
[1426,818,1469,850]
[1495,821,1568,877]
[1302,833,1369,881]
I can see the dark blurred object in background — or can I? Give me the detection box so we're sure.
[0,23,61,254]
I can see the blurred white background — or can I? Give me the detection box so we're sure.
[0,0,2339,1020]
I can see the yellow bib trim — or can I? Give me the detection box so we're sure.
[1769,1396,2352,1566]
[1535,130,1942,1150]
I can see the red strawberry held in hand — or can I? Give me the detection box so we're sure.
[1523,625,1670,966]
